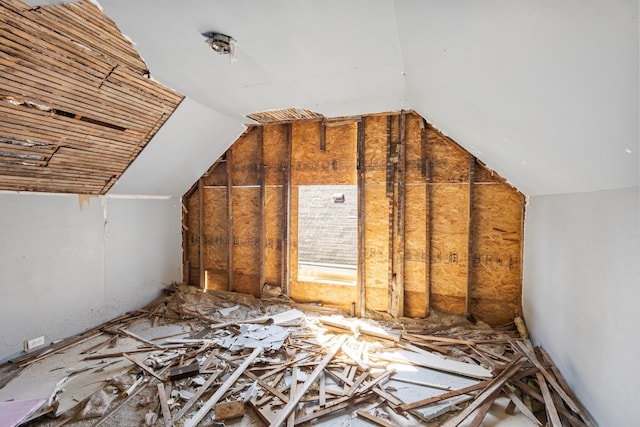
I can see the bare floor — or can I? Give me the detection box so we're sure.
[0,285,592,427]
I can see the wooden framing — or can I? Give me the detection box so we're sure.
[226,149,235,292]
[182,111,525,325]
[466,155,476,317]
[357,118,366,317]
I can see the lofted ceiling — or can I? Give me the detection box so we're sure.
[21,0,640,197]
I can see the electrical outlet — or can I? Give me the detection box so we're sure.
[24,336,45,352]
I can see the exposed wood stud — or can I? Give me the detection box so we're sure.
[357,118,366,317]
[386,115,395,315]
[466,155,476,316]
[198,179,205,290]
[227,149,235,292]
[258,127,267,289]
[422,118,431,317]
[282,123,292,296]
[319,119,326,152]
[396,111,406,318]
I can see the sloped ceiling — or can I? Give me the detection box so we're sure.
[0,0,183,194]
[26,0,640,197]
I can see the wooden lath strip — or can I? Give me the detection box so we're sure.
[0,6,113,76]
[0,28,176,116]
[0,105,145,153]
[247,108,325,124]
[0,53,166,131]
[0,0,184,194]
[31,1,149,75]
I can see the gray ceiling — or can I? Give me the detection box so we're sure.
[36,0,640,197]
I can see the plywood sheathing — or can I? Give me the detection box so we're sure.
[183,111,525,326]
[0,0,183,194]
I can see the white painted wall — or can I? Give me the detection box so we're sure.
[523,186,640,426]
[0,193,182,362]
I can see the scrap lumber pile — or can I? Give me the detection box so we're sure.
[0,284,594,426]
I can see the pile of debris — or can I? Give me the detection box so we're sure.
[0,284,595,426]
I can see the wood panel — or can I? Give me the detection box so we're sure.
[470,183,524,325]
[291,121,357,186]
[232,187,261,296]
[404,184,428,318]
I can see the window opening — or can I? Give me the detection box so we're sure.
[297,184,357,285]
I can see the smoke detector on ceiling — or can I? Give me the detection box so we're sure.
[202,32,235,56]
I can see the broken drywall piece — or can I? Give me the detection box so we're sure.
[218,305,240,317]
[0,398,47,427]
[218,324,289,351]
[374,347,492,379]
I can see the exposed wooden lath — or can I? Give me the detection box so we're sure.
[0,0,183,194]
[247,108,324,124]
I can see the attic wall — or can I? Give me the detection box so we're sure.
[183,112,525,325]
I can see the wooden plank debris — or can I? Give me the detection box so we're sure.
[215,400,245,420]
[0,284,593,427]
[184,346,263,427]
[269,336,347,427]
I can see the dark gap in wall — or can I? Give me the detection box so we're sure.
[1,95,127,132]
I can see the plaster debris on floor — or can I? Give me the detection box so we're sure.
[0,284,594,427]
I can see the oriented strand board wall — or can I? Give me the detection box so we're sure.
[183,112,525,325]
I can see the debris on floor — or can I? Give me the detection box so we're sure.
[0,284,595,426]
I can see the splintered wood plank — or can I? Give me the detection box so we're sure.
[269,336,347,427]
[356,409,396,427]
[537,372,562,427]
[441,356,525,427]
[184,347,263,427]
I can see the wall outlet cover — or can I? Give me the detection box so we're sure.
[24,336,45,352]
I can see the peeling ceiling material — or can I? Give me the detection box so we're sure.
[247,107,324,124]
[0,0,183,194]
